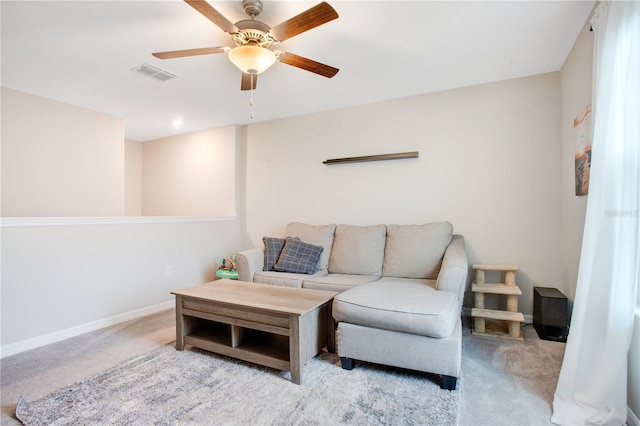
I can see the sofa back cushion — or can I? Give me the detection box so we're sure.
[383,222,453,279]
[329,224,386,276]
[285,222,336,272]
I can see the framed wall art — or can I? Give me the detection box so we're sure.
[574,104,592,196]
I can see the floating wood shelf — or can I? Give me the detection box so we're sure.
[323,151,419,165]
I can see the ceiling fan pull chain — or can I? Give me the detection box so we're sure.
[250,73,255,119]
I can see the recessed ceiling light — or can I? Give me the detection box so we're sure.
[172,119,184,127]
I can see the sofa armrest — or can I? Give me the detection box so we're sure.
[236,248,264,282]
[436,235,469,306]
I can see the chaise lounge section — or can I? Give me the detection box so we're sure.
[333,232,467,390]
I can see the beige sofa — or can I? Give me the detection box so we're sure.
[236,221,468,390]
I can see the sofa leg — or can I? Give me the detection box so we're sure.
[441,375,457,390]
[340,357,354,370]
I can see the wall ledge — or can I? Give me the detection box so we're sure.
[0,215,236,228]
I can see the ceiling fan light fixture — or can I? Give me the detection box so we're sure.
[228,45,276,74]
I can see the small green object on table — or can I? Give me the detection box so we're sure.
[216,269,238,280]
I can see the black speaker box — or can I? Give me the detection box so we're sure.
[533,287,568,342]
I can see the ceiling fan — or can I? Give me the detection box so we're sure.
[153,0,339,91]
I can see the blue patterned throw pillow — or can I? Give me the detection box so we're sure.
[263,237,288,271]
[273,237,324,275]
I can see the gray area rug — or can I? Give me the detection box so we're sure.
[15,345,460,425]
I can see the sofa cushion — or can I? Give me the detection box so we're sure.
[382,222,453,279]
[329,224,386,276]
[274,237,324,274]
[302,273,381,293]
[377,276,437,290]
[333,280,459,338]
[253,270,328,288]
[286,222,336,272]
[262,236,287,271]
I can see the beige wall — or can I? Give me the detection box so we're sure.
[243,73,562,316]
[124,139,142,216]
[1,87,125,217]
[0,90,242,355]
[559,17,592,304]
[1,219,242,349]
[0,88,232,219]
[141,127,236,216]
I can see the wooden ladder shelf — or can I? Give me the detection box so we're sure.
[471,264,524,340]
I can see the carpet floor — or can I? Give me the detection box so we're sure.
[1,310,566,425]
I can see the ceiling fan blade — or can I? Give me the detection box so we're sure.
[269,2,338,42]
[241,73,257,91]
[184,0,238,34]
[152,47,227,59]
[277,52,339,78]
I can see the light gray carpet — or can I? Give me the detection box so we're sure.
[15,344,460,426]
[2,310,565,426]
[459,322,565,425]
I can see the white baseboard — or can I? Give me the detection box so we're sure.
[628,407,640,426]
[0,300,174,359]
[461,307,533,324]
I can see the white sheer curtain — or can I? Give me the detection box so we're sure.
[551,1,640,425]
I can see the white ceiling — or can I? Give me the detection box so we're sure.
[1,0,594,142]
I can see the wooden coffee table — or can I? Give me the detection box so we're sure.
[171,280,338,384]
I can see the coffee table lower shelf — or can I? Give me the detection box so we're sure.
[184,321,291,372]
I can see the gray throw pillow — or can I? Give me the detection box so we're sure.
[263,236,287,271]
[274,237,324,275]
